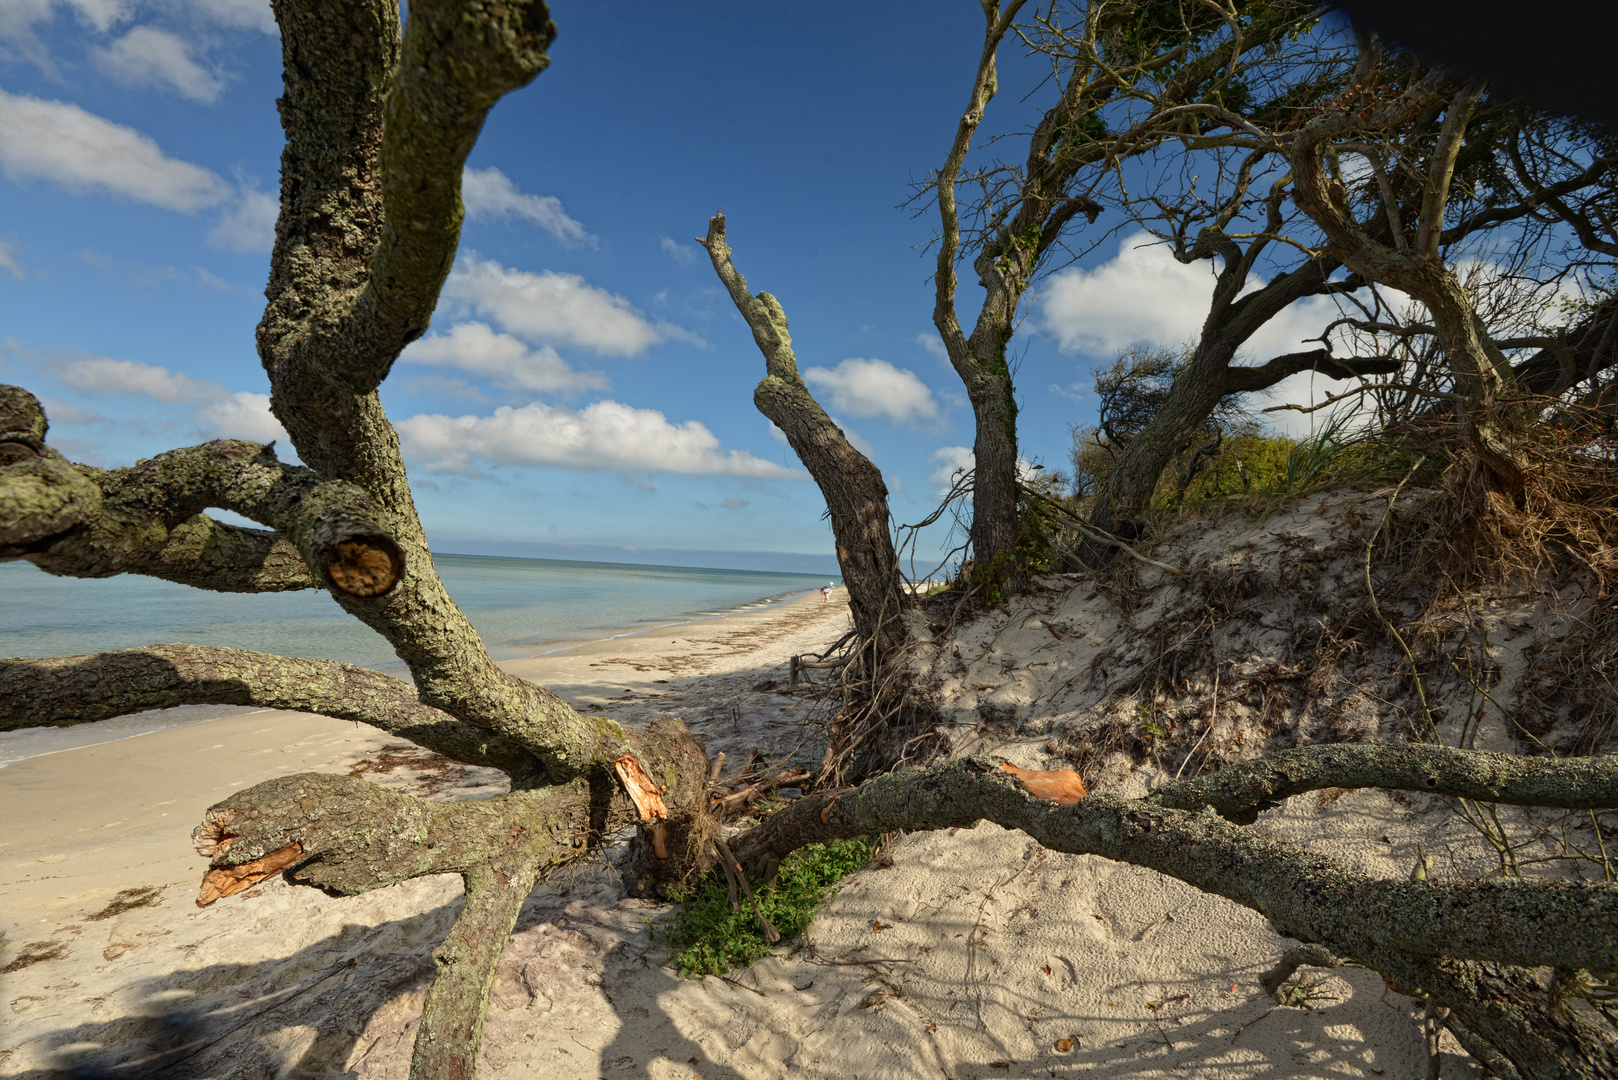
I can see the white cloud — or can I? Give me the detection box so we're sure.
[1040,230,1401,397]
[660,235,696,266]
[56,354,224,401]
[42,351,290,443]
[914,331,948,361]
[803,358,941,425]
[399,321,610,394]
[442,256,701,356]
[62,0,128,31]
[927,445,974,493]
[0,89,229,210]
[1040,233,1219,356]
[189,0,273,33]
[38,396,108,424]
[461,167,593,248]
[396,400,801,478]
[0,240,22,279]
[207,186,278,251]
[93,27,224,102]
[195,390,289,443]
[0,0,53,46]
[1041,231,1371,363]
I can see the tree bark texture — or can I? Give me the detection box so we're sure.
[0,644,542,778]
[699,213,909,657]
[1,412,403,597]
[928,1,1035,583]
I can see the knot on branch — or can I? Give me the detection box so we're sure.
[312,517,405,599]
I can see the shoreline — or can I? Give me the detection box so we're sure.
[0,588,852,954]
[0,586,830,770]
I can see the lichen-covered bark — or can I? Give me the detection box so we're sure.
[699,213,908,656]
[193,771,617,902]
[1148,742,1618,824]
[193,769,626,1075]
[243,0,617,776]
[0,645,541,777]
[1,6,706,1076]
[731,754,1618,1078]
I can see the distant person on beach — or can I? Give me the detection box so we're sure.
[820,585,830,602]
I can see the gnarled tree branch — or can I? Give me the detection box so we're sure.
[1147,742,1618,824]
[699,213,907,654]
[0,644,541,778]
[269,0,557,397]
[730,754,1618,1078]
[1221,349,1404,395]
[193,769,630,1078]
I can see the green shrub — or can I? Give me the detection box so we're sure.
[653,836,876,978]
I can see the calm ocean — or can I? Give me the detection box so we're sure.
[0,554,831,766]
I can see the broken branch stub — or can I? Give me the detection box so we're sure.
[1000,762,1088,805]
[613,752,670,822]
[195,842,305,906]
[310,515,405,599]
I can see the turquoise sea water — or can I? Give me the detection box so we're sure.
[0,553,832,765]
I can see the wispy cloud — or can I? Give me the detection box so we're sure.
[0,240,23,279]
[461,167,594,248]
[0,89,229,210]
[93,27,224,102]
[914,331,948,361]
[29,349,288,443]
[188,0,274,34]
[207,185,278,251]
[660,235,696,266]
[57,354,223,401]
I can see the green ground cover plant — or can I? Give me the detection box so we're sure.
[654,836,876,977]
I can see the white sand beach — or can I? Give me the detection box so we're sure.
[0,548,1504,1078]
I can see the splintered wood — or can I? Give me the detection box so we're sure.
[1000,762,1088,805]
[195,842,304,907]
[612,753,669,822]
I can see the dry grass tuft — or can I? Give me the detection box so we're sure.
[87,886,163,921]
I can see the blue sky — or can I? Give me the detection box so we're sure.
[0,1,1341,574]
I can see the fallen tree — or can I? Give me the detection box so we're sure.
[5,2,1618,1079]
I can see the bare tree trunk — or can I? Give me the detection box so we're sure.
[1288,70,1527,491]
[962,337,1024,583]
[2,2,716,1074]
[1089,247,1399,538]
[699,213,909,659]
